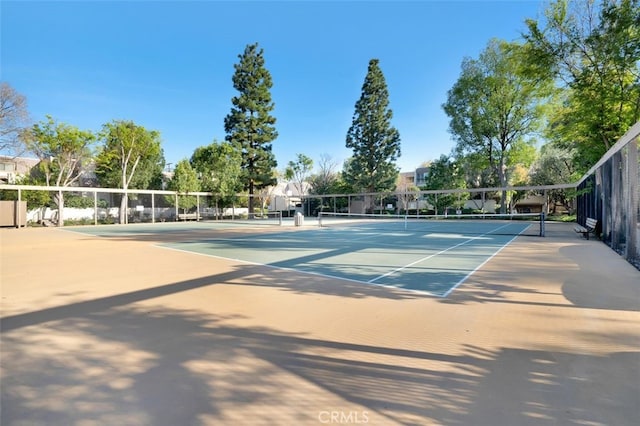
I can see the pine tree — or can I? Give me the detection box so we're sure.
[224,43,278,213]
[344,59,401,197]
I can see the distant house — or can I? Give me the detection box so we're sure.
[515,195,546,214]
[269,180,309,214]
[0,156,40,184]
[398,171,415,186]
[397,166,430,189]
[413,167,430,187]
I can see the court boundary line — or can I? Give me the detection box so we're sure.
[179,234,447,251]
[57,220,290,237]
[155,221,523,298]
[368,222,522,287]
[63,221,530,298]
[155,243,440,297]
[368,236,487,284]
[441,227,529,297]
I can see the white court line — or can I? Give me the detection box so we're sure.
[157,221,530,298]
[441,226,530,297]
[367,222,519,285]
[155,243,437,296]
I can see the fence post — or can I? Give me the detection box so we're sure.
[626,138,638,261]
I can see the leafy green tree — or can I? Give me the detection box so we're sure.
[530,143,578,213]
[443,39,548,213]
[344,58,401,203]
[191,140,242,203]
[64,194,96,208]
[421,155,468,214]
[531,144,577,184]
[24,116,95,225]
[284,153,313,196]
[224,43,278,213]
[523,0,640,172]
[95,120,164,223]
[168,159,200,215]
[457,151,496,189]
[26,116,95,188]
[95,120,164,190]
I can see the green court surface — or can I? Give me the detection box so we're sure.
[64,219,283,236]
[66,219,534,296]
[158,223,531,297]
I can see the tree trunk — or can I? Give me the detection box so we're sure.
[499,159,507,214]
[248,180,255,213]
[119,195,127,224]
[55,191,64,227]
[121,166,129,224]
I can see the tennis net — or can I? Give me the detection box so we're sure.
[317,212,545,237]
[203,210,283,226]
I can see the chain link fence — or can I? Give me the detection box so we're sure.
[575,122,640,268]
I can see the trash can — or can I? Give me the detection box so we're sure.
[294,212,304,227]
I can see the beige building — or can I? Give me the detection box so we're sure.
[0,156,40,184]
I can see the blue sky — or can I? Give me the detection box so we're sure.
[1,0,545,173]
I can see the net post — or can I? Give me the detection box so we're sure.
[540,212,545,237]
[278,210,282,226]
[94,191,98,226]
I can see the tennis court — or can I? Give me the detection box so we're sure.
[69,214,542,297]
[2,219,639,425]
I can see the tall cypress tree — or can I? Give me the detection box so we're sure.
[344,59,401,197]
[224,43,278,212]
